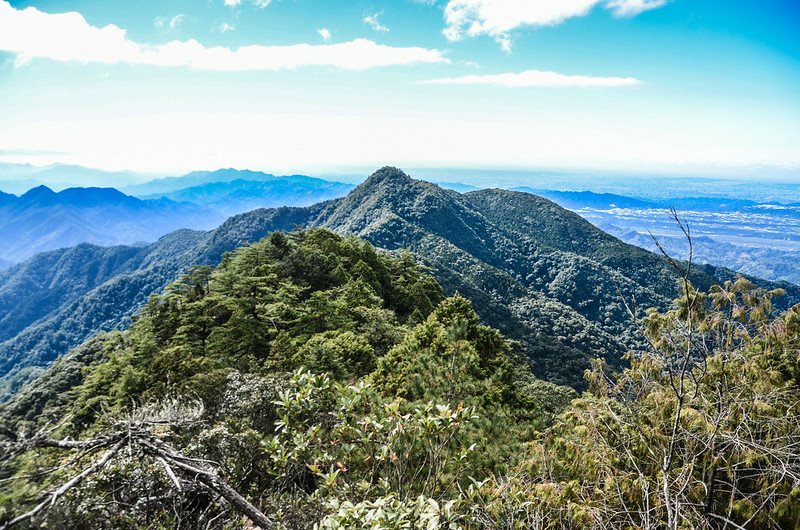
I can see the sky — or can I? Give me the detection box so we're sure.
[0,0,798,178]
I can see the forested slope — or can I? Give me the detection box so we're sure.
[2,230,799,529]
[0,208,314,397]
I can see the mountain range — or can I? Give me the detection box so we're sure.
[5,164,800,286]
[513,186,800,212]
[142,175,354,216]
[0,170,355,265]
[0,162,150,194]
[1,167,797,398]
[122,168,352,197]
[0,185,224,263]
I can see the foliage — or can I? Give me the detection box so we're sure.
[1,229,563,529]
[60,229,441,418]
[508,277,800,529]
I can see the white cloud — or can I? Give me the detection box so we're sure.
[420,69,642,88]
[0,1,447,70]
[443,0,667,49]
[169,14,185,29]
[363,13,389,33]
[317,28,331,41]
[606,0,667,16]
[154,15,184,30]
[224,0,272,8]
[219,22,236,33]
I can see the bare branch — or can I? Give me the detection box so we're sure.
[0,439,124,530]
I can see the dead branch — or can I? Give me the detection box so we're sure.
[1,421,275,530]
[0,439,124,530]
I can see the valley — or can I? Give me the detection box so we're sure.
[516,189,800,285]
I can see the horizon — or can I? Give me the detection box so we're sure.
[4,159,800,184]
[7,163,800,205]
[0,0,798,178]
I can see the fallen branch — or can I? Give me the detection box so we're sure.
[0,439,124,530]
[1,426,275,530]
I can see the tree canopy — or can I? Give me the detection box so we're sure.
[1,229,799,529]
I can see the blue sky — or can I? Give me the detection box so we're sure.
[0,0,798,178]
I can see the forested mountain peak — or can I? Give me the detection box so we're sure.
[329,166,437,214]
[313,167,488,253]
[361,166,416,187]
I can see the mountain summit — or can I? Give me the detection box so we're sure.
[360,166,415,186]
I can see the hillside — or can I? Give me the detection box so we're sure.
[0,243,148,345]
[0,207,312,397]
[0,167,797,396]
[2,228,799,530]
[0,228,576,528]
[0,186,224,263]
[307,169,798,384]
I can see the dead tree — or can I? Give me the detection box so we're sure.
[0,399,274,529]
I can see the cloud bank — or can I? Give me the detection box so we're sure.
[0,1,447,71]
[443,0,667,49]
[421,69,642,88]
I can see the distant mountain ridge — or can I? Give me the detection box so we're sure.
[512,187,800,284]
[512,186,800,213]
[512,188,654,209]
[0,162,152,194]
[122,168,275,196]
[0,185,224,263]
[144,175,354,215]
[123,168,347,197]
[1,167,797,398]
[0,169,355,264]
